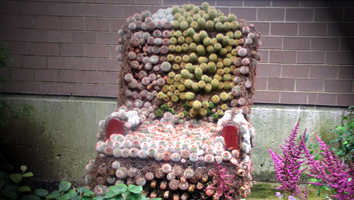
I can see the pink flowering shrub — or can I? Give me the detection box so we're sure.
[269,120,354,200]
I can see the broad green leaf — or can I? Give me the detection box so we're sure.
[77,187,90,193]
[47,190,62,198]
[110,184,127,194]
[18,186,31,192]
[127,185,142,194]
[105,190,116,198]
[35,188,49,197]
[2,189,17,199]
[5,184,18,191]
[0,180,5,188]
[69,196,82,200]
[0,171,7,179]
[61,192,74,200]
[20,166,27,173]
[10,173,22,184]
[22,172,34,178]
[21,195,41,200]
[93,196,105,200]
[59,181,71,192]
[83,191,95,197]
[82,197,94,200]
[126,193,141,200]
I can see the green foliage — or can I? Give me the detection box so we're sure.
[0,165,34,200]
[329,105,354,162]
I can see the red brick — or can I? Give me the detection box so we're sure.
[47,30,72,43]
[123,6,150,18]
[72,4,97,17]
[250,22,270,35]
[85,18,110,31]
[97,59,118,71]
[34,69,59,81]
[296,78,323,91]
[108,72,119,84]
[86,0,110,3]
[164,0,188,5]
[98,5,124,18]
[340,38,354,51]
[344,8,354,22]
[60,44,85,57]
[22,56,47,69]
[111,19,129,32]
[297,51,325,64]
[97,85,118,97]
[34,16,59,29]
[338,66,354,79]
[272,0,300,7]
[271,23,297,36]
[230,8,257,21]
[282,65,309,78]
[21,82,47,94]
[217,0,243,6]
[72,31,97,44]
[0,29,22,41]
[72,84,96,96]
[311,38,339,50]
[244,1,270,6]
[84,71,109,84]
[300,1,330,7]
[112,0,136,4]
[47,57,71,69]
[298,23,326,36]
[22,30,47,42]
[254,77,267,90]
[46,82,72,95]
[6,15,33,28]
[260,36,282,49]
[72,58,97,70]
[86,45,111,58]
[189,0,215,6]
[59,70,84,83]
[0,1,21,14]
[47,3,72,16]
[308,93,336,106]
[35,43,59,56]
[1,81,22,93]
[97,32,117,45]
[256,63,281,77]
[9,68,34,81]
[21,2,46,15]
[286,8,313,21]
[324,80,352,93]
[149,6,169,14]
[327,23,354,36]
[331,0,354,7]
[258,49,269,63]
[258,8,285,21]
[59,17,85,30]
[270,51,296,63]
[310,66,338,79]
[326,52,354,65]
[314,8,343,22]
[254,91,280,103]
[281,92,308,104]
[9,42,35,55]
[268,77,295,90]
[283,37,311,50]
[337,94,354,106]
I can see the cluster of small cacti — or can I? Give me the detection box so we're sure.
[88,2,259,200]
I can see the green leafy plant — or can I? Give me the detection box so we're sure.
[0,165,34,200]
[329,105,354,162]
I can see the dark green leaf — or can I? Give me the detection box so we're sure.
[2,190,17,199]
[10,173,22,184]
[21,195,41,200]
[5,184,18,191]
[314,154,320,160]
[104,190,116,198]
[0,171,6,179]
[0,180,4,188]
[22,172,34,178]
[47,190,62,198]
[77,187,90,193]
[35,189,49,197]
[18,186,31,192]
[83,191,95,197]
[110,184,127,194]
[59,181,71,192]
[69,196,82,200]
[93,196,105,200]
[127,185,142,194]
[126,193,141,200]
[82,197,94,200]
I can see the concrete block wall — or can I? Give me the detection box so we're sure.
[0,0,353,107]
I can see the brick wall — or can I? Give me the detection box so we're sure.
[0,0,353,106]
